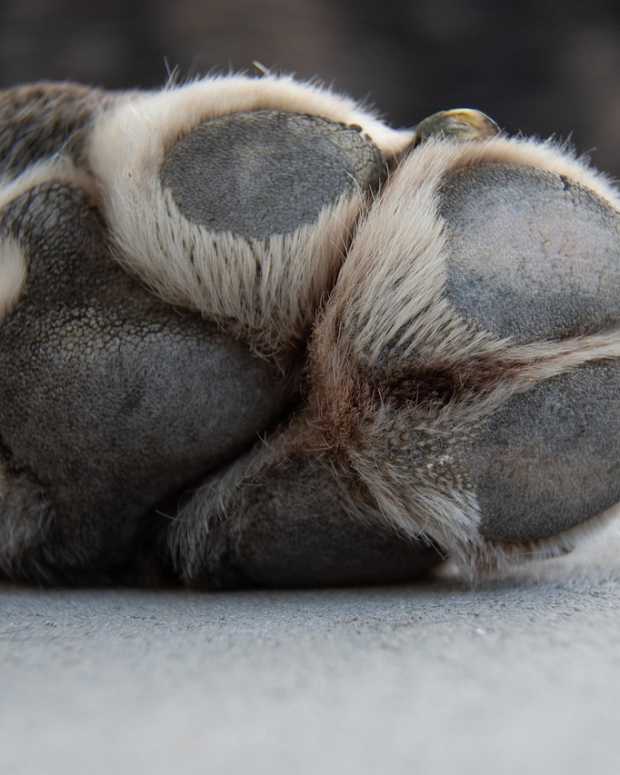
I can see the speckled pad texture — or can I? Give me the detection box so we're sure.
[440,163,620,342]
[0,183,292,577]
[161,110,384,239]
[465,361,620,541]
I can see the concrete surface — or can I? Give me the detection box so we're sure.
[2,526,620,775]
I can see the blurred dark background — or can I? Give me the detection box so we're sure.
[1,0,619,175]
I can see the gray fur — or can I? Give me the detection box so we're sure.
[463,361,620,542]
[0,83,115,178]
[0,183,295,581]
[160,110,384,240]
[440,164,620,342]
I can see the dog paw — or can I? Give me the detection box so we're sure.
[298,133,620,577]
[0,74,413,583]
[4,73,617,587]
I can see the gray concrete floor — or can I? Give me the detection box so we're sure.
[2,526,620,775]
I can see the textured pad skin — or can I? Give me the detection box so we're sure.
[160,110,384,239]
[435,163,620,543]
[463,361,620,542]
[0,184,293,577]
[440,164,620,342]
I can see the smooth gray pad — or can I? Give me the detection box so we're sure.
[193,457,441,589]
[160,110,384,240]
[0,184,293,578]
[461,361,620,542]
[439,164,620,342]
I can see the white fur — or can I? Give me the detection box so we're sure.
[0,237,26,321]
[96,180,362,354]
[87,74,413,353]
[0,157,97,321]
[90,73,412,165]
[0,156,96,212]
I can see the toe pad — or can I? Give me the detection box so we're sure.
[463,361,620,542]
[161,110,384,240]
[440,164,620,342]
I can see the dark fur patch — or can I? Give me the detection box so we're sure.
[0,83,113,177]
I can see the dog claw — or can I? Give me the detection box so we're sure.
[413,108,500,146]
